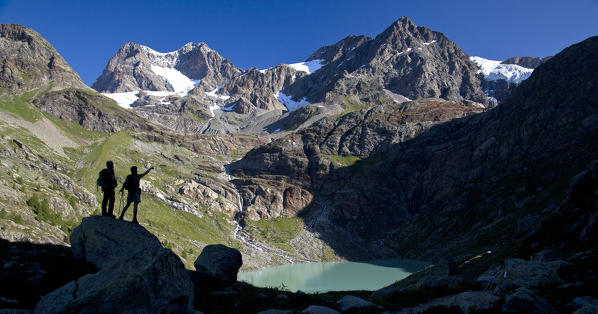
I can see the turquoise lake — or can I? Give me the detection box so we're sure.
[238,259,430,293]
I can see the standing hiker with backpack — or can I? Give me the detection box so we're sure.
[97,160,118,218]
[119,165,154,224]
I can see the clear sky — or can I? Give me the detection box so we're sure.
[1,0,597,86]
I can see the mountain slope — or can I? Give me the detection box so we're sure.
[92,42,241,93]
[230,36,598,260]
[0,24,88,93]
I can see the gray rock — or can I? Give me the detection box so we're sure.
[337,295,383,312]
[570,296,598,314]
[501,287,557,313]
[301,305,341,314]
[398,291,500,314]
[194,244,242,285]
[495,258,563,291]
[0,24,88,92]
[34,216,194,313]
[92,42,240,93]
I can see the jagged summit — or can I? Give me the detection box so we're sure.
[0,24,89,92]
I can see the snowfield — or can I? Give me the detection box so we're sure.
[287,59,325,74]
[275,91,310,111]
[470,56,533,83]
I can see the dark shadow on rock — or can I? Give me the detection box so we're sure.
[0,238,96,310]
[228,36,598,268]
[33,215,194,313]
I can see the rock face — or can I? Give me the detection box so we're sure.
[230,98,484,222]
[92,42,241,93]
[194,244,242,285]
[502,56,551,69]
[34,216,194,313]
[0,24,88,92]
[32,88,160,133]
[230,36,598,259]
[286,16,489,106]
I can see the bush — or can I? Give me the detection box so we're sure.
[27,195,59,224]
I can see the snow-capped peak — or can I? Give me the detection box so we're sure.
[470,56,533,84]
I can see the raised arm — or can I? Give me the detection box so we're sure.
[139,167,154,179]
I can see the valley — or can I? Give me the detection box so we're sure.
[1,15,597,312]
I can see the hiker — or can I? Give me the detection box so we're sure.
[98,160,118,218]
[119,166,154,224]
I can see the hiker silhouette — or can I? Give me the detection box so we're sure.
[119,166,154,224]
[98,160,118,218]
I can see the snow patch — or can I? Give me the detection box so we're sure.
[470,56,533,83]
[102,92,139,108]
[287,59,325,74]
[150,65,200,93]
[206,85,231,100]
[275,91,310,111]
[423,40,437,45]
[221,102,237,112]
[209,104,220,117]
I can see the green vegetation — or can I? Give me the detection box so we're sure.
[322,154,361,167]
[245,217,303,252]
[27,195,59,225]
[44,114,105,143]
[0,91,42,122]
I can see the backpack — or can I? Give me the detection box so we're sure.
[124,175,139,192]
[96,170,106,191]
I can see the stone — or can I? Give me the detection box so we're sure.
[194,244,242,285]
[501,288,557,313]
[34,216,194,313]
[570,296,598,314]
[495,258,563,291]
[301,305,341,314]
[336,295,383,312]
[397,291,499,313]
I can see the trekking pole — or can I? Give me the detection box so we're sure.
[118,191,124,217]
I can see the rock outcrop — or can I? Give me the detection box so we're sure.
[32,88,161,133]
[92,42,241,93]
[194,244,242,285]
[502,56,551,69]
[0,24,88,93]
[34,216,194,313]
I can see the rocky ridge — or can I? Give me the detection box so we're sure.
[0,24,89,93]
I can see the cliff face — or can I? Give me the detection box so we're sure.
[285,17,488,107]
[0,24,88,93]
[92,42,241,93]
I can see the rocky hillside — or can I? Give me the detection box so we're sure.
[0,24,88,93]
[230,36,598,261]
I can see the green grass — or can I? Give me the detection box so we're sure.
[245,217,303,252]
[44,114,106,143]
[322,154,361,167]
[0,91,42,122]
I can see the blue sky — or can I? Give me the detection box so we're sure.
[1,0,597,86]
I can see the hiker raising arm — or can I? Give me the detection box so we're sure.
[119,166,154,224]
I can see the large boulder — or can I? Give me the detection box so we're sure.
[336,295,383,312]
[194,244,242,285]
[34,216,194,313]
[495,258,563,291]
[501,287,558,313]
